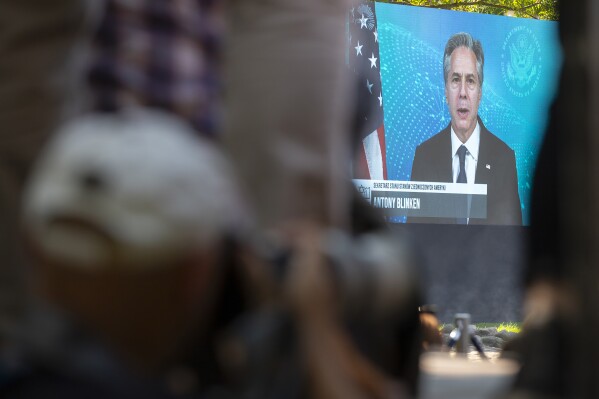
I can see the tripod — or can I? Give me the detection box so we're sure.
[446,313,487,359]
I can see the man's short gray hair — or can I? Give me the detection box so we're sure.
[443,32,484,87]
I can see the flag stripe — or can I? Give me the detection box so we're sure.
[363,125,387,180]
[376,124,387,179]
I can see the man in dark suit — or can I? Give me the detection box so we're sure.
[409,32,521,225]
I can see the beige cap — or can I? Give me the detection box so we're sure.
[24,109,244,270]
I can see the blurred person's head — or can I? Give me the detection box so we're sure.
[418,306,442,351]
[22,109,244,371]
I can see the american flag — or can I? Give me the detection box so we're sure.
[348,1,387,180]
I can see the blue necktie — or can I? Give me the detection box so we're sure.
[456,145,467,224]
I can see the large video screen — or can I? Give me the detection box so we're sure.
[351,2,561,226]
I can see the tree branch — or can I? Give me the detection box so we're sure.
[392,1,545,19]
[519,2,544,11]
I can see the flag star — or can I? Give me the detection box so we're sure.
[378,92,383,106]
[366,79,373,94]
[359,14,368,29]
[355,41,363,56]
[368,53,378,68]
[373,29,378,43]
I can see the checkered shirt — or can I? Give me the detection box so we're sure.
[87,0,224,136]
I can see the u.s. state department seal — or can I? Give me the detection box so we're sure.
[501,26,542,98]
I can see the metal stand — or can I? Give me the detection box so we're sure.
[447,313,487,359]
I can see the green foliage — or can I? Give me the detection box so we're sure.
[439,322,522,333]
[376,0,559,21]
[475,322,522,333]
[496,322,521,333]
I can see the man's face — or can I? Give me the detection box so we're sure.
[445,46,482,142]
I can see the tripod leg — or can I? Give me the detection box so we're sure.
[470,334,488,360]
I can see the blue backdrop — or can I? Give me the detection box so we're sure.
[376,3,561,225]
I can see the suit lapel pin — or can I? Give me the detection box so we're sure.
[486,164,491,170]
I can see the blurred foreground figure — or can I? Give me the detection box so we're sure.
[502,117,574,399]
[223,1,422,396]
[224,0,352,230]
[2,109,420,398]
[2,110,249,398]
[502,2,598,398]
[0,0,85,340]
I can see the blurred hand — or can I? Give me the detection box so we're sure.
[280,222,408,399]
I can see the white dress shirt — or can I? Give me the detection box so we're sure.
[451,122,480,184]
